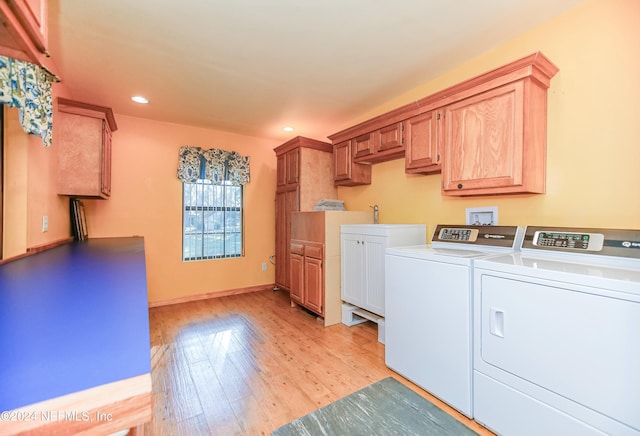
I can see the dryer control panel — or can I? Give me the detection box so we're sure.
[523,226,640,259]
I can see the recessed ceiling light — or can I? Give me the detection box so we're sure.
[131,96,149,104]
[283,126,294,132]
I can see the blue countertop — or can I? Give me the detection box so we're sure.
[0,237,151,412]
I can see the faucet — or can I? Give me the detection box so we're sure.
[370,204,379,224]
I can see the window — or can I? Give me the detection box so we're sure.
[182,179,243,261]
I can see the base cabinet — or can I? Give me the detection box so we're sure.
[340,224,427,317]
[290,211,372,326]
[290,240,324,315]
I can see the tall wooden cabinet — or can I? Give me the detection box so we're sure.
[57,98,117,199]
[274,137,337,292]
[290,211,372,326]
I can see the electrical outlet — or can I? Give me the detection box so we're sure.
[261,262,267,272]
[42,215,48,232]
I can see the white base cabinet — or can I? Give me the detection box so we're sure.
[340,224,426,317]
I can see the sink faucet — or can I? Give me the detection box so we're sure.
[370,204,379,224]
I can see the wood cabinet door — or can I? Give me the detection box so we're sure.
[276,154,287,186]
[353,132,374,158]
[442,81,524,193]
[289,252,304,303]
[285,149,299,185]
[304,257,323,315]
[333,141,351,181]
[100,121,112,197]
[405,111,440,173]
[275,189,298,290]
[57,112,104,197]
[8,0,47,52]
[378,122,404,152]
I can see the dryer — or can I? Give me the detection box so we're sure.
[473,226,640,436]
[385,224,522,418]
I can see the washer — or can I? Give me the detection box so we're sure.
[473,226,640,436]
[385,224,523,418]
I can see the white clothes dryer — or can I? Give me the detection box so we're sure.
[385,224,523,418]
[473,226,640,436]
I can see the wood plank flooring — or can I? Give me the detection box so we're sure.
[145,289,494,435]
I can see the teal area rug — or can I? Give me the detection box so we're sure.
[272,377,479,435]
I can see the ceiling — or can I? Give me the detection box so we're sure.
[47,0,583,143]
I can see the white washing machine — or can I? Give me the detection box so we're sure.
[473,226,640,436]
[385,224,523,418]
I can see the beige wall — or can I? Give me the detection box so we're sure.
[3,106,69,257]
[81,115,279,303]
[337,0,640,235]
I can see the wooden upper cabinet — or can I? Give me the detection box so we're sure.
[276,148,299,187]
[441,77,548,196]
[9,0,46,52]
[353,132,374,159]
[435,52,558,196]
[333,140,371,186]
[0,0,57,75]
[405,111,442,174]
[57,98,117,199]
[378,122,404,152]
[329,51,557,194]
[352,122,405,164]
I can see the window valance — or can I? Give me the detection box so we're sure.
[177,145,250,185]
[0,56,53,147]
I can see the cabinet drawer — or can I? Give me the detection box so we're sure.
[290,241,305,255]
[304,242,324,259]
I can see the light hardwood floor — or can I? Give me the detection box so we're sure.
[144,289,494,435]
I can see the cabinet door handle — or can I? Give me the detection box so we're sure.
[457,183,463,189]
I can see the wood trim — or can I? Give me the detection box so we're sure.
[148,284,275,308]
[327,51,558,145]
[0,237,74,265]
[328,102,420,144]
[57,97,118,132]
[0,374,151,436]
[273,136,333,156]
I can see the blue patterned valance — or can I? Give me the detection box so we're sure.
[177,146,250,185]
[0,56,53,147]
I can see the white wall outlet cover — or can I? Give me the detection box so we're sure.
[466,206,498,226]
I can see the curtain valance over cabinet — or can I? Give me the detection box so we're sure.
[177,145,250,185]
[0,56,53,147]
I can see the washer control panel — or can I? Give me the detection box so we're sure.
[438,227,479,242]
[432,224,522,248]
